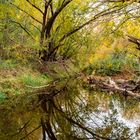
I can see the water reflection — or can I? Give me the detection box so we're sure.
[0,78,140,140]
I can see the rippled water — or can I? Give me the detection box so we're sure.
[0,78,140,140]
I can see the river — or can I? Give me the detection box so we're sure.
[0,78,140,140]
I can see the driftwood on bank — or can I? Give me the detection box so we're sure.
[87,76,140,100]
[127,35,140,50]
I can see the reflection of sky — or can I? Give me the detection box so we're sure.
[78,90,140,125]
[43,92,140,140]
[85,99,140,139]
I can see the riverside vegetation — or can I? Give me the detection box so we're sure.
[0,0,140,139]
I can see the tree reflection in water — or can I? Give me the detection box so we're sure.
[0,78,140,140]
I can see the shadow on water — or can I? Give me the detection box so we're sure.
[0,77,140,140]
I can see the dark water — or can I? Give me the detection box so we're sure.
[0,78,140,140]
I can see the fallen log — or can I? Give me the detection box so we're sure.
[87,76,140,100]
[127,35,140,50]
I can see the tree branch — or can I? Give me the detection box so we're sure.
[10,120,31,137]
[58,4,128,43]
[49,2,54,16]
[30,23,41,32]
[46,4,130,60]
[10,20,34,39]
[105,0,140,3]
[44,121,57,140]
[45,0,73,37]
[10,3,42,24]
[40,0,53,46]
[25,0,43,14]
[52,101,110,140]
[48,4,127,55]
[20,125,41,140]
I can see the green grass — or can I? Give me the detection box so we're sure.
[0,59,52,98]
[19,74,49,87]
[0,59,18,69]
[0,92,7,103]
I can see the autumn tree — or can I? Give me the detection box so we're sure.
[8,0,136,61]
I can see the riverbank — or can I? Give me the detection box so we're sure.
[1,58,140,102]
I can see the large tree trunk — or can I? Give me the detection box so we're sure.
[40,39,57,61]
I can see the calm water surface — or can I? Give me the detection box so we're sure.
[0,78,140,140]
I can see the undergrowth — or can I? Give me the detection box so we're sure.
[87,52,140,76]
[0,59,51,100]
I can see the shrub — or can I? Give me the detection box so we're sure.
[124,54,140,75]
[95,59,121,75]
[87,51,140,76]
[89,53,125,76]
